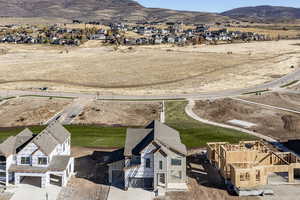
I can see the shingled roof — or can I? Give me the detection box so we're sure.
[33,129,59,156]
[124,120,187,156]
[43,122,70,144]
[0,128,35,157]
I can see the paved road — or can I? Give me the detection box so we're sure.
[185,100,299,155]
[1,68,300,100]
[44,98,92,125]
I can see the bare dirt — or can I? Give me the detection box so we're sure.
[0,40,299,96]
[164,154,258,200]
[57,146,112,200]
[0,97,72,127]
[73,100,161,126]
[240,92,300,111]
[193,93,300,140]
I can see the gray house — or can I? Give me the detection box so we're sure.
[108,120,188,194]
[0,122,74,188]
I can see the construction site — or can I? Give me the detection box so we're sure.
[207,141,300,196]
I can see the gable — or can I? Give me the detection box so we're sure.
[141,143,157,155]
[18,142,38,155]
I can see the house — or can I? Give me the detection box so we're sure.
[0,122,74,188]
[207,141,300,195]
[108,120,188,194]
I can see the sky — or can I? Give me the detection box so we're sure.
[136,0,300,13]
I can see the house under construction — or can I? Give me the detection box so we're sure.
[207,141,300,190]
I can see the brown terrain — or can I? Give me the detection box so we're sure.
[0,96,72,127]
[193,92,300,141]
[73,100,161,126]
[0,40,298,96]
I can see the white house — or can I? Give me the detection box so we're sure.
[0,122,74,188]
[108,120,188,195]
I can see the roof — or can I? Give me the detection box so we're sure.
[15,128,35,150]
[0,136,16,157]
[9,156,71,173]
[9,164,48,173]
[124,120,187,156]
[48,156,71,171]
[43,122,70,144]
[0,129,35,157]
[124,128,152,156]
[0,122,70,157]
[33,130,59,156]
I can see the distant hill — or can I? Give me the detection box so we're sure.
[0,0,229,24]
[221,5,300,23]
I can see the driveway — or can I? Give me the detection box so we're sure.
[7,184,61,200]
[260,185,300,200]
[107,186,154,200]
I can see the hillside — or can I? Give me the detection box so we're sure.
[0,0,229,24]
[221,5,300,23]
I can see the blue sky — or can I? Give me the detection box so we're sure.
[136,0,300,13]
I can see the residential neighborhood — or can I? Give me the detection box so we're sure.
[1,0,300,200]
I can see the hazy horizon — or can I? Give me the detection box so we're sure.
[136,0,300,13]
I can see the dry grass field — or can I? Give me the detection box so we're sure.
[0,96,72,127]
[0,40,299,96]
[73,100,161,126]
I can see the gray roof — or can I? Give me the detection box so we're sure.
[33,130,59,156]
[44,122,70,144]
[124,120,187,156]
[0,123,70,157]
[0,136,16,157]
[48,156,71,171]
[124,128,152,156]
[15,128,34,149]
[9,155,71,173]
[0,128,34,157]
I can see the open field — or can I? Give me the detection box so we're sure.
[165,101,256,148]
[0,40,299,96]
[193,93,300,141]
[73,100,161,126]
[0,100,255,148]
[0,96,72,127]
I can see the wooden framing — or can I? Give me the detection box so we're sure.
[207,141,300,189]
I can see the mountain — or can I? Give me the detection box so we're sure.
[0,0,229,24]
[221,5,300,23]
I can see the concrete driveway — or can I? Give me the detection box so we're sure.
[107,186,154,200]
[7,184,61,200]
[261,185,300,200]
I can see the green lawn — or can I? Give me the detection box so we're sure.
[0,101,256,149]
[0,125,127,148]
[165,101,257,148]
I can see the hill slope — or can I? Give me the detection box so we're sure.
[221,5,300,23]
[0,0,229,23]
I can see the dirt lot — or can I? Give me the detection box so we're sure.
[193,94,300,140]
[0,97,72,127]
[240,92,300,111]
[0,40,299,96]
[73,100,161,126]
[163,153,258,200]
[57,146,112,200]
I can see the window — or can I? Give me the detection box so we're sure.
[171,158,181,166]
[240,172,250,182]
[145,158,151,168]
[21,157,30,165]
[159,161,163,170]
[38,157,48,165]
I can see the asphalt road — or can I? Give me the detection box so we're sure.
[0,68,300,100]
